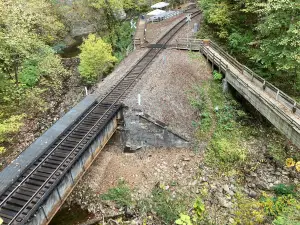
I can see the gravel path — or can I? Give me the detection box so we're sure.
[123,49,211,139]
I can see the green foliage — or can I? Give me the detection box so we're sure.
[138,186,188,224]
[272,184,296,197]
[100,180,133,208]
[79,34,117,84]
[19,60,39,87]
[261,194,298,217]
[105,21,134,61]
[210,137,247,165]
[175,214,192,225]
[204,81,249,169]
[175,198,211,225]
[199,0,231,39]
[233,193,266,225]
[272,204,300,225]
[0,147,5,154]
[193,198,206,220]
[252,1,300,79]
[213,71,222,81]
[150,187,185,224]
[188,85,212,139]
[0,114,25,151]
[198,0,300,96]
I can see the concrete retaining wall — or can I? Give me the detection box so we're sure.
[28,110,123,225]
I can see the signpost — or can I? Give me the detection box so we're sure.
[186,14,191,42]
[130,19,136,29]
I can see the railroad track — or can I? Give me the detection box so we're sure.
[0,10,201,225]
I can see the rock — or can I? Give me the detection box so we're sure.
[274,180,281,185]
[248,190,258,198]
[275,171,281,176]
[222,184,234,196]
[257,181,269,190]
[201,177,208,182]
[191,180,197,186]
[218,196,232,208]
[248,183,256,188]
[183,158,191,161]
[229,218,235,224]
[250,172,257,177]
[178,168,183,174]
[282,171,289,175]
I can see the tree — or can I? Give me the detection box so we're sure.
[0,0,69,151]
[252,0,300,83]
[79,34,117,84]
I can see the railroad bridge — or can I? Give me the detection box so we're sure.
[0,9,300,225]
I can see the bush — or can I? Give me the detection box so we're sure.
[210,137,247,165]
[272,204,300,225]
[272,184,296,197]
[100,180,133,208]
[213,70,222,81]
[79,34,117,85]
[233,193,266,225]
[261,194,298,217]
[138,186,188,224]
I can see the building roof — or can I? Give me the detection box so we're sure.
[147,9,166,16]
[151,2,169,9]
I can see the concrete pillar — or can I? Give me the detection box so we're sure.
[222,78,228,93]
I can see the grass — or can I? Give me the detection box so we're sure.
[100,180,133,208]
[188,84,213,140]
[200,81,250,170]
[138,186,189,224]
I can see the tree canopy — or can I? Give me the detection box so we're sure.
[198,0,300,95]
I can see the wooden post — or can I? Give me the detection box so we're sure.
[206,49,209,62]
[262,80,266,90]
[251,71,254,82]
[292,102,297,113]
[212,54,215,71]
[276,90,280,100]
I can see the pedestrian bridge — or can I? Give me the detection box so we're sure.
[176,38,300,148]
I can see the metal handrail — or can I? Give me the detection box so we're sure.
[176,38,300,116]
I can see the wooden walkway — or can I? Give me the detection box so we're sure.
[176,38,300,148]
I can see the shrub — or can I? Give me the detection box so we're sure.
[100,180,133,208]
[210,137,247,165]
[0,114,25,143]
[213,70,222,81]
[261,194,298,217]
[79,34,117,85]
[233,193,266,225]
[272,204,300,225]
[272,184,296,197]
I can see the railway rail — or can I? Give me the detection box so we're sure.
[0,10,201,225]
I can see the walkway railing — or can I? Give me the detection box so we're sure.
[176,38,300,116]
